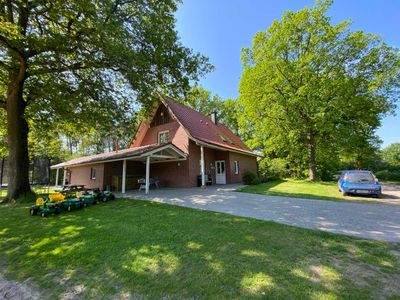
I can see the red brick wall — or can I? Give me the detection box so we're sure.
[228,152,258,184]
[151,159,190,188]
[69,163,104,189]
[187,140,257,186]
[136,121,189,154]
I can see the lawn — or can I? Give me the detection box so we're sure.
[238,179,382,202]
[0,186,54,201]
[0,199,399,299]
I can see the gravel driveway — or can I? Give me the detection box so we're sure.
[120,184,400,242]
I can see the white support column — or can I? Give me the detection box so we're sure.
[200,145,205,187]
[55,168,60,187]
[145,156,150,195]
[62,169,67,187]
[122,159,127,194]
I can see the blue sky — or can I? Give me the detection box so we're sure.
[175,0,400,147]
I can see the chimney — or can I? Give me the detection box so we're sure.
[210,111,218,124]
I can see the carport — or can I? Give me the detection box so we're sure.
[51,144,187,194]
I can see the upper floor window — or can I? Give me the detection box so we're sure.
[158,131,169,144]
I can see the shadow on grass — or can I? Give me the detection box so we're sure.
[0,200,399,298]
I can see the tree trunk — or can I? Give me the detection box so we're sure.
[31,158,35,185]
[5,69,31,201]
[306,132,317,181]
[0,157,4,194]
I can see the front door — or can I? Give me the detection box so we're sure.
[215,160,226,184]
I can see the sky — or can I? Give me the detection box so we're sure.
[175,0,400,147]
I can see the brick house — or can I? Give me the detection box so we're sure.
[51,96,258,194]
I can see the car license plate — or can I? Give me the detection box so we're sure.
[357,190,369,194]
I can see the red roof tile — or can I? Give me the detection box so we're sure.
[164,97,254,155]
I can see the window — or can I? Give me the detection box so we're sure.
[234,161,239,175]
[90,168,96,180]
[158,131,169,144]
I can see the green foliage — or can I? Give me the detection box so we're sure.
[183,86,241,135]
[242,171,260,185]
[259,158,291,181]
[238,0,400,180]
[375,169,400,182]
[381,143,400,168]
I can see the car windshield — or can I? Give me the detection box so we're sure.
[345,172,375,184]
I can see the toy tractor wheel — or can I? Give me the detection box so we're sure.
[41,211,48,217]
[29,207,37,216]
[55,206,61,215]
[79,201,84,208]
[110,194,115,200]
[67,205,72,212]
[84,203,88,208]
[93,199,97,205]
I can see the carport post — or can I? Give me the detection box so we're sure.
[55,168,60,187]
[122,159,127,193]
[145,156,150,194]
[62,168,66,187]
[200,145,205,187]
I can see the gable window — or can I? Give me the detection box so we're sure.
[158,131,169,144]
[234,161,239,175]
[90,168,96,180]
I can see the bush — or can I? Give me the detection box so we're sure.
[242,171,260,185]
[258,158,291,181]
[375,169,400,181]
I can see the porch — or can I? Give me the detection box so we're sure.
[51,144,188,195]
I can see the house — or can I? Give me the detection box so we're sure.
[51,96,258,194]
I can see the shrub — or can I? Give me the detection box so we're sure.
[258,158,291,181]
[375,169,400,181]
[242,171,260,185]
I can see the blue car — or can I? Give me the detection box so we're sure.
[338,170,382,198]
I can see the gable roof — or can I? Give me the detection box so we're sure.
[161,96,255,156]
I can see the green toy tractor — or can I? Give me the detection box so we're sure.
[30,197,62,217]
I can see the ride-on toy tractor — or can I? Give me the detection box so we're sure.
[76,191,97,207]
[30,196,62,217]
[102,190,115,201]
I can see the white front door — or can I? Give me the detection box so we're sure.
[215,160,226,184]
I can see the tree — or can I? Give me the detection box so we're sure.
[381,143,400,168]
[184,86,240,134]
[184,85,224,116]
[239,0,400,180]
[0,0,211,201]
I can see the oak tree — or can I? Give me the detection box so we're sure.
[0,0,210,200]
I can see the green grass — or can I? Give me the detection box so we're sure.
[238,179,383,202]
[0,199,399,299]
[0,186,54,201]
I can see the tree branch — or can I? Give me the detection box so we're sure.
[28,61,110,76]
[0,60,12,70]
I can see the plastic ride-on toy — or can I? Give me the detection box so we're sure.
[30,197,62,217]
[76,191,97,207]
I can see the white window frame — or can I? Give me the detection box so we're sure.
[158,130,169,144]
[234,160,239,175]
[90,167,96,180]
